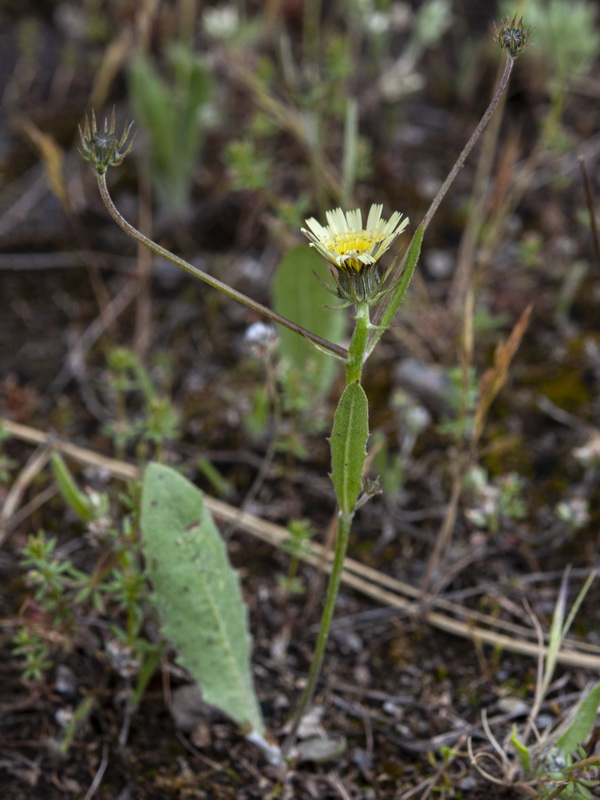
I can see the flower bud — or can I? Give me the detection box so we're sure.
[79,109,135,177]
[495,15,532,60]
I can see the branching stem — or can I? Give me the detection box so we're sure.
[96,174,348,360]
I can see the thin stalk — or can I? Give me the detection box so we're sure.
[96,173,348,360]
[284,301,369,755]
[448,56,509,313]
[283,510,352,755]
[421,57,514,233]
[372,55,514,332]
[579,156,600,269]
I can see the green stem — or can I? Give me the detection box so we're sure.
[284,301,370,756]
[345,302,370,383]
[96,174,348,361]
[282,510,352,755]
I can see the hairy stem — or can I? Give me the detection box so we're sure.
[345,302,370,384]
[421,57,514,233]
[373,55,514,331]
[96,174,348,360]
[284,302,370,755]
[282,510,352,755]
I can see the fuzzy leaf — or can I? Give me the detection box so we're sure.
[140,463,263,734]
[329,382,369,516]
[556,682,600,755]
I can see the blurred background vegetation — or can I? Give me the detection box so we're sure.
[1,1,600,797]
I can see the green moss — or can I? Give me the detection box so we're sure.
[482,430,534,478]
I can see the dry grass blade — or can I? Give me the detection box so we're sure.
[3,418,600,669]
[0,441,55,546]
[17,117,71,214]
[472,303,533,447]
[578,155,600,270]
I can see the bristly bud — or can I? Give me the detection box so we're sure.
[79,109,135,176]
[494,15,532,60]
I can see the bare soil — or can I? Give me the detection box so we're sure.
[1,2,600,798]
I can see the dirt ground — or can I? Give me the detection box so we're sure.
[1,1,600,798]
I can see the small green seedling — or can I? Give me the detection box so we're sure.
[471,571,599,797]
[51,453,109,524]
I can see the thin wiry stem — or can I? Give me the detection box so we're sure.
[420,56,514,233]
[372,56,514,331]
[579,156,600,270]
[96,173,348,360]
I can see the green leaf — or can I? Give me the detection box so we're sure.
[556,682,600,755]
[272,245,346,395]
[128,52,174,168]
[140,463,263,734]
[127,45,212,217]
[51,453,94,522]
[510,725,531,774]
[329,382,369,516]
[369,224,424,355]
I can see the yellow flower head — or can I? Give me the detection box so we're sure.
[302,204,408,275]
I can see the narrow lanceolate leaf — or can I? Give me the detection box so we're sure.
[329,382,369,517]
[140,463,263,735]
[369,224,424,356]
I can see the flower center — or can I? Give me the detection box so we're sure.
[325,230,384,256]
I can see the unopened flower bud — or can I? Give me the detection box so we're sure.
[79,109,135,176]
[494,15,532,60]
